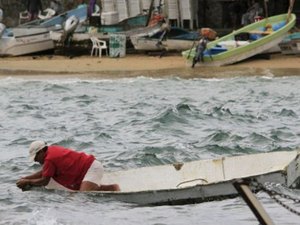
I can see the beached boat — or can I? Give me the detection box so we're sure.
[182,13,296,67]
[0,6,88,56]
[279,32,300,55]
[45,150,300,206]
[50,14,163,43]
[0,27,57,56]
[130,27,200,52]
[19,5,88,28]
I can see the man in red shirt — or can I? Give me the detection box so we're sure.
[16,141,120,192]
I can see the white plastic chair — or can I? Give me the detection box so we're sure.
[90,37,108,57]
[19,10,29,24]
[38,8,56,20]
[91,4,100,17]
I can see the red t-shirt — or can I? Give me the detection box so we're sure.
[42,145,95,190]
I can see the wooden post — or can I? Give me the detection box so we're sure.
[146,0,155,26]
[264,0,269,18]
[177,0,181,28]
[287,0,295,22]
[233,180,275,225]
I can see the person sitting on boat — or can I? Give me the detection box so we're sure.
[16,140,120,192]
[265,23,273,34]
[27,0,43,21]
[241,0,263,26]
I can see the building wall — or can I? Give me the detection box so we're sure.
[0,0,297,28]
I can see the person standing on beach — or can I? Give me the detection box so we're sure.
[88,0,96,16]
[27,0,43,21]
[192,36,209,68]
[16,141,120,192]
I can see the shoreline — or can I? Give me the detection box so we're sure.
[0,53,300,79]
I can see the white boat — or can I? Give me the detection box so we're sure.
[0,6,88,56]
[46,150,300,206]
[0,26,57,56]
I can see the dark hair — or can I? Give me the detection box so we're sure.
[41,146,48,152]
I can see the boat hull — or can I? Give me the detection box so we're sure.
[279,32,300,55]
[130,37,195,51]
[0,28,54,56]
[203,34,285,66]
[99,172,288,205]
[131,27,199,52]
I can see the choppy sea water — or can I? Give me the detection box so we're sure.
[0,74,300,225]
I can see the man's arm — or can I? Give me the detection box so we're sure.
[21,170,43,179]
[16,176,50,190]
[16,172,50,190]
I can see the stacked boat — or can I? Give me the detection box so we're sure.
[0,5,88,56]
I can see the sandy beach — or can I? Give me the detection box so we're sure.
[0,53,299,78]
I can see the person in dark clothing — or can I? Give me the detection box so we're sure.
[27,0,43,21]
[192,36,209,68]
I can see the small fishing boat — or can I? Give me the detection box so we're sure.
[182,13,296,67]
[19,5,88,28]
[0,27,57,56]
[130,27,199,52]
[45,150,300,206]
[0,6,88,56]
[279,32,300,55]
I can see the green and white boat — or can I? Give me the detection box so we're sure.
[182,13,296,67]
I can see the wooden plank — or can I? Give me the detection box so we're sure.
[233,180,275,225]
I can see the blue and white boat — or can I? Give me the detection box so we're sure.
[0,5,87,56]
[20,5,87,28]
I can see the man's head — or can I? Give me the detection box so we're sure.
[29,141,47,163]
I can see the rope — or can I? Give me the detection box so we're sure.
[176,178,208,187]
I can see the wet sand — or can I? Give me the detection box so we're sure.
[0,53,299,79]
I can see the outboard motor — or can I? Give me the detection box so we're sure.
[64,15,79,35]
[0,23,6,37]
[58,16,80,45]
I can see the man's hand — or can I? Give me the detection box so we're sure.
[16,178,31,190]
[16,176,50,191]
